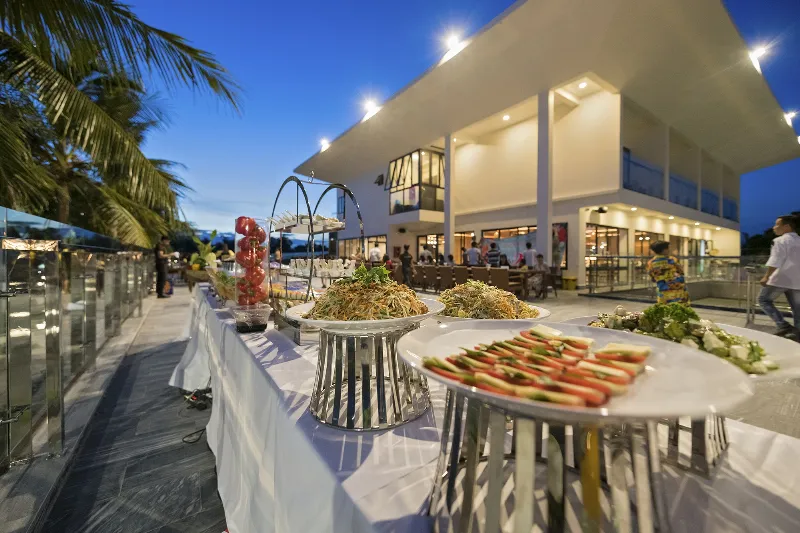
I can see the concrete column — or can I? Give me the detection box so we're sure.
[537,90,554,265]
[696,149,703,211]
[663,124,670,201]
[443,134,455,258]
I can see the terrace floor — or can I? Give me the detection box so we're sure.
[40,286,800,531]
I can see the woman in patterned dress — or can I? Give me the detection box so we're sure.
[646,241,690,304]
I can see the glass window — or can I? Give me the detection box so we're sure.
[701,189,720,216]
[480,224,568,268]
[623,148,664,199]
[634,231,665,256]
[386,149,445,213]
[336,191,345,221]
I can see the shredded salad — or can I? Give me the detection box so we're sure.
[304,265,428,321]
[439,281,539,319]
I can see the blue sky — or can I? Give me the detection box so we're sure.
[132,0,799,237]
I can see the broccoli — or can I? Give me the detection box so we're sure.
[640,303,699,332]
[663,319,686,341]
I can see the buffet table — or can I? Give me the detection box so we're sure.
[170,285,800,533]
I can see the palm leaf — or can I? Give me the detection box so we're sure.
[0,110,56,211]
[0,0,240,109]
[1,35,178,212]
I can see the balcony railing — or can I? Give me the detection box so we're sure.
[723,197,739,222]
[669,174,698,209]
[701,188,720,216]
[622,152,664,199]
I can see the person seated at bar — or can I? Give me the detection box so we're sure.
[437,253,445,265]
[444,254,455,266]
[646,240,689,304]
[498,254,511,268]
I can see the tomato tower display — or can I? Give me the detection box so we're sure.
[234,216,269,305]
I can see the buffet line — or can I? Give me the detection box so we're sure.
[179,178,800,533]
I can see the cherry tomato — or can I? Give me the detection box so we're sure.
[247,224,266,243]
[235,216,255,235]
[245,267,266,286]
[237,295,250,306]
[254,246,267,260]
[237,280,250,293]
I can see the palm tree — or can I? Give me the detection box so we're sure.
[0,0,239,228]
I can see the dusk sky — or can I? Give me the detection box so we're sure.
[132,0,800,237]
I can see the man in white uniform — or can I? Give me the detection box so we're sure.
[758,214,800,340]
[368,242,382,263]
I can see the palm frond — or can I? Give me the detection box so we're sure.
[0,110,56,211]
[0,0,241,109]
[1,34,178,212]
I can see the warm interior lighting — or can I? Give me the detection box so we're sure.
[320,138,330,152]
[715,227,721,231]
[749,46,767,73]
[502,114,510,121]
[630,207,638,211]
[578,82,588,89]
[453,138,457,142]
[694,222,700,226]
[668,216,675,220]
[785,112,796,126]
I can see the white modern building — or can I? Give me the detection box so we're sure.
[294,0,800,287]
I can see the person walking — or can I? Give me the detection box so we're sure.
[486,242,501,267]
[154,235,171,298]
[646,241,689,304]
[758,214,800,340]
[400,244,414,287]
[368,242,382,263]
[465,241,482,266]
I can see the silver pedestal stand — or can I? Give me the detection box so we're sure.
[660,415,728,477]
[309,326,430,430]
[430,391,673,533]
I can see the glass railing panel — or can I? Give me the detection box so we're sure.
[701,189,720,216]
[668,175,698,209]
[623,154,664,199]
[723,197,739,222]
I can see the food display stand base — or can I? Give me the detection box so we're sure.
[309,327,431,431]
[274,311,319,346]
[660,415,728,478]
[430,391,674,533]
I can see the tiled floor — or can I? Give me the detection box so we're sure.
[44,290,225,533]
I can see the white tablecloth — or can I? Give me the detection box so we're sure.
[172,287,800,533]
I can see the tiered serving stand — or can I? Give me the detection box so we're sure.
[397,320,756,532]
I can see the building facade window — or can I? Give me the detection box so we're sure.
[634,230,665,256]
[585,224,629,287]
[481,224,568,268]
[336,235,387,260]
[414,232,473,263]
[336,190,346,221]
[623,148,664,199]
[386,149,445,214]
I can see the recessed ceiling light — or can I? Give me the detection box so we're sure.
[578,82,588,89]
[668,216,674,220]
[630,207,638,211]
[785,112,796,126]
[320,138,330,151]
[749,46,767,73]
[694,222,700,226]
[715,227,721,230]
[446,34,460,50]
[453,138,457,142]
[421,151,426,155]
[502,114,510,121]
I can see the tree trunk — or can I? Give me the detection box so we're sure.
[57,186,70,223]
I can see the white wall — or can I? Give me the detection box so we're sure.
[335,165,390,241]
[452,91,621,214]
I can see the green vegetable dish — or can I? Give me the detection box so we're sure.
[589,303,779,375]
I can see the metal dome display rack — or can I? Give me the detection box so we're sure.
[267,176,365,345]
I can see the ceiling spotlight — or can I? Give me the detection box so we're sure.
[668,216,674,220]
[749,46,767,73]
[362,99,380,121]
[694,222,700,226]
[502,114,510,121]
[785,112,796,126]
[630,207,638,211]
[578,82,588,89]
[453,138,457,142]
[320,138,330,151]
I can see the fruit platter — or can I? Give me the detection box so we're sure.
[398,320,753,422]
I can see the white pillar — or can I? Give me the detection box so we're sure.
[663,125,670,201]
[444,134,455,259]
[537,90,554,265]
